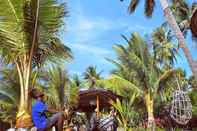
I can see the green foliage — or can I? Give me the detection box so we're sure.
[41,66,79,109]
[0,67,20,123]
[83,66,102,88]
[110,98,140,130]
[98,75,141,98]
[0,66,42,123]
[108,33,178,97]
[0,0,72,66]
[171,0,196,23]
[168,1,197,40]
[188,89,197,115]
[0,65,80,123]
[152,26,178,66]
[188,75,197,89]
[103,32,181,129]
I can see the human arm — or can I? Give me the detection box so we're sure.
[46,107,62,113]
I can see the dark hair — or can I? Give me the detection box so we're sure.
[29,88,43,99]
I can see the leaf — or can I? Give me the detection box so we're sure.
[98,75,141,96]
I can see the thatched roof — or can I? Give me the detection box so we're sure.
[77,88,121,112]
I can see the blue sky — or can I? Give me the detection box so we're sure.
[61,0,197,78]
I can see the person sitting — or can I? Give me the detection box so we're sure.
[89,108,99,131]
[30,88,68,131]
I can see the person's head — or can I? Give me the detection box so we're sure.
[29,88,44,100]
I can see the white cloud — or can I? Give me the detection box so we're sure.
[66,2,153,44]
[66,3,113,43]
[124,24,152,35]
[71,17,112,31]
[68,43,111,57]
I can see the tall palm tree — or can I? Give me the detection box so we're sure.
[103,33,180,130]
[83,66,102,88]
[170,1,197,33]
[160,0,197,81]
[0,0,72,127]
[120,0,197,81]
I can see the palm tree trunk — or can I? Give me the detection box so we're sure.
[15,61,33,128]
[159,0,197,81]
[145,92,155,131]
[15,0,40,128]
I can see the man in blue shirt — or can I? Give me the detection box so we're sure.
[30,88,68,131]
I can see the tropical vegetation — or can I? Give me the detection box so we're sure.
[0,0,196,131]
[121,0,197,81]
[0,0,72,127]
[101,32,181,130]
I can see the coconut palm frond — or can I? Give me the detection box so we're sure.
[171,0,190,23]
[152,27,178,66]
[128,0,140,14]
[113,34,149,75]
[0,67,20,123]
[0,0,70,66]
[34,37,72,67]
[144,0,155,17]
[67,82,79,108]
[130,33,151,65]
[0,0,26,63]
[0,85,19,104]
[42,66,79,109]
[45,66,68,108]
[127,0,156,18]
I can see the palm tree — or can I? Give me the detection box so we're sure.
[160,0,197,81]
[170,1,197,34]
[0,0,72,127]
[40,66,79,129]
[72,74,81,88]
[120,0,197,81]
[83,66,102,88]
[152,26,178,66]
[103,33,180,130]
[41,66,79,110]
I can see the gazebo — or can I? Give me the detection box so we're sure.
[77,88,121,116]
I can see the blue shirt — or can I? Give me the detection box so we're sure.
[32,100,48,129]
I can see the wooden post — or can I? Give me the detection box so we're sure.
[96,95,99,117]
